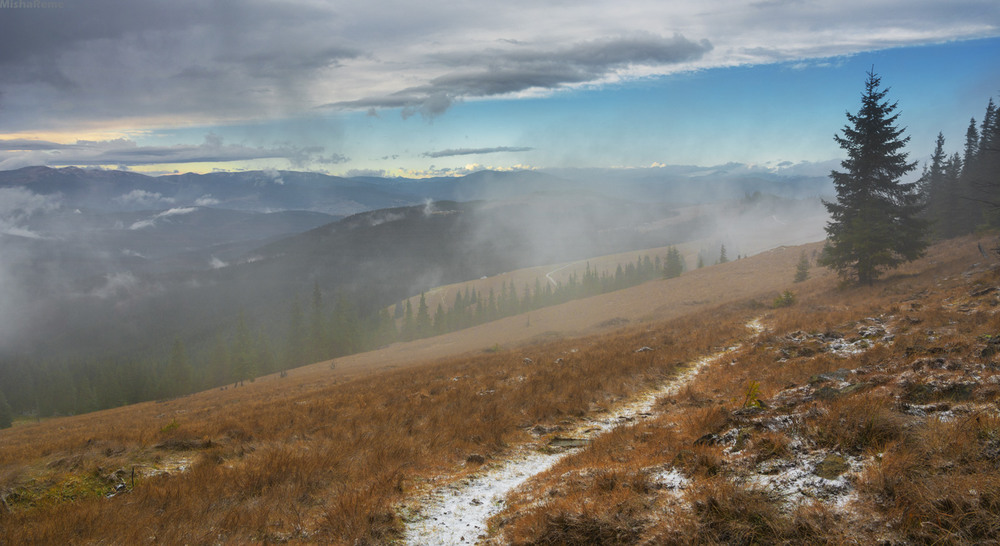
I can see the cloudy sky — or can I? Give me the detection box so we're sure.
[0,0,998,177]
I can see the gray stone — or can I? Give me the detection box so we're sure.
[814,454,849,480]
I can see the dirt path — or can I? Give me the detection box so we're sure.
[544,260,584,287]
[400,321,763,545]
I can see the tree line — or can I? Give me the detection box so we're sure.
[0,252,675,425]
[918,97,1000,238]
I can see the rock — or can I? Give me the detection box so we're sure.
[838,382,869,396]
[153,438,212,451]
[671,450,696,467]
[693,433,720,446]
[814,454,850,480]
[815,386,841,400]
[530,424,561,435]
[942,382,974,401]
[465,453,485,465]
[786,330,809,341]
[911,357,946,371]
[731,428,751,452]
[548,437,590,449]
[858,325,886,339]
[903,383,935,404]
[810,368,851,384]
[970,286,997,297]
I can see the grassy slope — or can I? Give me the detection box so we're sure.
[1,236,997,544]
[492,236,1000,545]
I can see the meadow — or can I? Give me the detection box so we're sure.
[2,236,997,544]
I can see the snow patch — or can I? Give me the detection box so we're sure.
[652,467,690,491]
[745,452,864,509]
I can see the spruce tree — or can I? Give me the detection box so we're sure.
[820,70,928,285]
[957,116,982,232]
[920,132,947,237]
[309,282,327,361]
[718,244,728,264]
[415,292,432,337]
[794,251,810,283]
[980,99,996,158]
[167,338,191,395]
[663,246,684,278]
[964,117,980,170]
[230,310,254,386]
[941,152,964,237]
[402,299,415,340]
[0,389,12,429]
[285,293,305,370]
[978,99,1000,221]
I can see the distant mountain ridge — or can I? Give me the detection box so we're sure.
[0,164,833,215]
[0,166,420,215]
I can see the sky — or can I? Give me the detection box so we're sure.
[0,0,998,178]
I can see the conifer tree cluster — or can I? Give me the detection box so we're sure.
[919,98,1000,236]
[821,70,929,285]
[663,246,685,278]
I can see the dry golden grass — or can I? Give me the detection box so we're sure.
[2,235,998,544]
[488,235,1000,545]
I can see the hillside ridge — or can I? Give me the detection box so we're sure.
[1,236,996,544]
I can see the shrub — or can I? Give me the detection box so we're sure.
[772,290,796,308]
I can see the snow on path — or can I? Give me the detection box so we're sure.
[402,320,764,545]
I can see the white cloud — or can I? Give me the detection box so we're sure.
[0,187,62,238]
[263,168,285,185]
[194,194,220,206]
[90,271,139,299]
[114,189,175,207]
[128,206,198,230]
[158,207,198,217]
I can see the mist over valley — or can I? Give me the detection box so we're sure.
[0,165,827,361]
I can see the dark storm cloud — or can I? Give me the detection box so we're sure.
[217,45,364,79]
[423,146,534,158]
[0,139,73,151]
[0,0,337,69]
[0,0,358,128]
[328,34,712,117]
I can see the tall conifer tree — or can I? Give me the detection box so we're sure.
[821,70,928,285]
[0,389,12,429]
[920,132,947,237]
